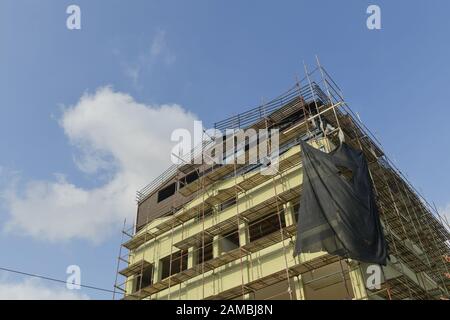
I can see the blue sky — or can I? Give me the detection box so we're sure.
[0,0,449,299]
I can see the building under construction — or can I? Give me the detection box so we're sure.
[113,63,450,300]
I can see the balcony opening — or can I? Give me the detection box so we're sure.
[160,250,188,279]
[219,229,240,254]
[249,211,285,242]
[133,265,153,293]
[302,261,354,300]
[196,239,214,265]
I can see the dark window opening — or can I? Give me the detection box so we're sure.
[220,197,236,211]
[179,170,199,188]
[222,136,239,160]
[160,250,188,279]
[249,211,285,242]
[133,265,153,293]
[219,229,240,254]
[157,183,176,203]
[221,137,229,161]
[196,240,214,265]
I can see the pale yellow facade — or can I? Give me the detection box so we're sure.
[122,140,370,300]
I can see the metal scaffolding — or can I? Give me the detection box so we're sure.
[113,61,450,300]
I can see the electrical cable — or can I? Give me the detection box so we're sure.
[0,266,115,294]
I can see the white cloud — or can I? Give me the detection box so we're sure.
[2,86,197,243]
[124,65,141,87]
[123,29,176,86]
[150,29,166,57]
[0,278,89,300]
[149,29,176,65]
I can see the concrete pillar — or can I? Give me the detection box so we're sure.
[238,221,249,246]
[349,263,368,300]
[284,202,295,226]
[238,220,251,300]
[152,260,161,285]
[152,241,162,284]
[213,235,220,258]
[188,246,195,268]
[293,275,305,300]
[243,293,252,300]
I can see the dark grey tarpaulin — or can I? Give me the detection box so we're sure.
[294,140,388,265]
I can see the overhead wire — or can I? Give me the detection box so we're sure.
[0,266,115,294]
